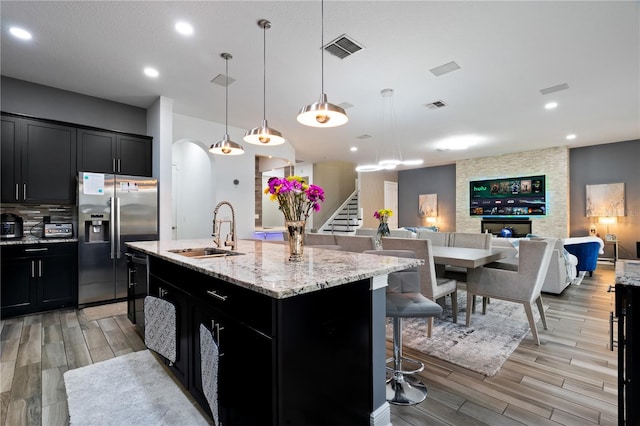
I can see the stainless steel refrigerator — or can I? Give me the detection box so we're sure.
[78,172,158,306]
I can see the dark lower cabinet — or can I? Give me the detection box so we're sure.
[148,273,190,387]
[145,256,372,426]
[1,243,77,318]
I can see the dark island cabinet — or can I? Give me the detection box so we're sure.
[1,243,78,318]
[77,128,152,176]
[1,115,76,204]
[145,256,372,426]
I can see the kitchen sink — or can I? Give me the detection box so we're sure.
[168,247,244,259]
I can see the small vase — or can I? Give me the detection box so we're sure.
[376,222,390,249]
[285,220,306,261]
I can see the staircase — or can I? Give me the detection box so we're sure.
[321,192,362,234]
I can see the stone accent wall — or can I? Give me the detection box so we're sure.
[456,146,570,239]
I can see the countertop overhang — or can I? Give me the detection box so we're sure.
[126,238,422,299]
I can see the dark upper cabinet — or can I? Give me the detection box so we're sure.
[77,128,152,176]
[1,115,76,204]
[22,119,77,204]
[1,116,19,202]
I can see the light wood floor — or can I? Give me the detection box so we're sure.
[0,264,617,425]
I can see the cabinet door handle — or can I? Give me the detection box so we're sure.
[117,158,121,173]
[214,322,225,357]
[128,268,136,288]
[31,260,35,278]
[610,311,618,351]
[38,260,42,277]
[206,290,228,301]
[25,248,48,253]
[23,183,27,200]
[15,184,19,201]
[113,158,116,173]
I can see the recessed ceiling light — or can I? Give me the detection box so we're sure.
[175,21,194,36]
[545,102,558,109]
[350,147,358,152]
[566,134,576,140]
[10,27,32,40]
[437,135,484,150]
[144,67,159,78]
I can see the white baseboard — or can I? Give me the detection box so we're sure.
[370,402,391,426]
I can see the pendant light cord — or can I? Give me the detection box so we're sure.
[263,22,267,121]
[321,0,324,96]
[225,56,229,134]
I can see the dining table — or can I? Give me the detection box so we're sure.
[431,246,508,268]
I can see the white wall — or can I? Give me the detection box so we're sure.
[147,96,173,240]
[172,113,295,240]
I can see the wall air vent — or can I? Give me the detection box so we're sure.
[425,100,447,109]
[211,73,236,87]
[324,34,363,59]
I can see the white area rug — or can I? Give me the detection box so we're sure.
[387,292,545,376]
[64,350,209,426]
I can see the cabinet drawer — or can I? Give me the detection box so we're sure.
[1,242,76,258]
[149,257,274,336]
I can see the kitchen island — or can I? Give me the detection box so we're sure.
[126,238,421,426]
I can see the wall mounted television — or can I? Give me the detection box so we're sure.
[470,175,546,216]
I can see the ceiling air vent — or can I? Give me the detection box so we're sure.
[324,34,363,59]
[211,73,236,87]
[539,83,569,95]
[425,100,447,110]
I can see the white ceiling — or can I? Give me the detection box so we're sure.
[1,1,639,169]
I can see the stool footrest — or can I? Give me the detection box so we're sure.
[385,355,424,375]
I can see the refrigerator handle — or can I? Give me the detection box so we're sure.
[109,197,115,259]
[116,197,121,258]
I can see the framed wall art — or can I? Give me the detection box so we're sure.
[586,182,625,217]
[419,193,437,217]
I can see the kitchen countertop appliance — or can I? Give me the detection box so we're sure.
[77,172,158,306]
[1,213,24,239]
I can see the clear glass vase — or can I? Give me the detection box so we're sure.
[285,220,306,261]
[376,222,390,249]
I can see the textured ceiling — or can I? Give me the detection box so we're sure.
[1,1,639,169]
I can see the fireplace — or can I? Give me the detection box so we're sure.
[481,218,532,238]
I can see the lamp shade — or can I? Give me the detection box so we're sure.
[209,134,244,156]
[297,93,348,127]
[599,217,617,225]
[244,119,285,145]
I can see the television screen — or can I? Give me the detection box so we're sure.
[470,175,546,216]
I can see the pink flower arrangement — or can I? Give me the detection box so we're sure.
[264,176,325,222]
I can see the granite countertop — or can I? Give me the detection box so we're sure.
[616,260,640,286]
[126,238,421,299]
[0,236,78,246]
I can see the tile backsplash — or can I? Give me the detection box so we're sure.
[1,204,75,238]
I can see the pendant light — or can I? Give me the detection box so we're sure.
[296,0,348,128]
[210,53,245,156]
[355,89,423,172]
[244,19,285,146]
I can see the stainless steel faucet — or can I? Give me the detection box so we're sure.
[212,201,237,250]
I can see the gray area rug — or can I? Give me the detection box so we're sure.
[64,350,209,425]
[387,292,545,376]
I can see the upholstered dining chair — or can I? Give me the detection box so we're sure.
[304,232,337,246]
[381,237,458,337]
[465,239,554,345]
[335,234,376,253]
[363,249,443,405]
